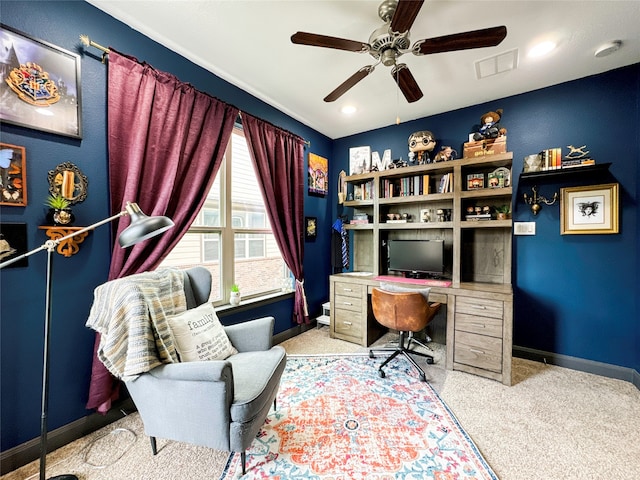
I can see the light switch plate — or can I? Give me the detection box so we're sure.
[514,222,536,235]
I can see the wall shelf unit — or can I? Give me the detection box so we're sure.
[519,162,611,182]
[342,152,514,287]
[330,152,514,385]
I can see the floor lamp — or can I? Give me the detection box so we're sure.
[0,202,174,480]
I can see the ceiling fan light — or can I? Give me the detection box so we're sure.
[341,105,357,115]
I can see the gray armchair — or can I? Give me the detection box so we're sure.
[125,267,287,475]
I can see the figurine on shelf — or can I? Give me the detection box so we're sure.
[407,130,436,165]
[434,145,458,162]
[473,109,507,141]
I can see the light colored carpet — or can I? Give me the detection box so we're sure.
[3,326,639,479]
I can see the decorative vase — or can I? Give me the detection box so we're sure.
[47,208,75,226]
[497,212,508,220]
[230,291,241,306]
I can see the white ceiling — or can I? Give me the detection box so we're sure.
[87,0,639,139]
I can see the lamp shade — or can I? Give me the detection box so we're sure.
[118,202,174,248]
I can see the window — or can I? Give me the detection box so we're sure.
[159,127,290,304]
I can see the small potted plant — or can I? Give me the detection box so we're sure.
[45,194,74,226]
[495,205,511,220]
[230,283,241,306]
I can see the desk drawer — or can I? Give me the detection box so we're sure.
[334,282,363,298]
[334,294,362,312]
[456,297,503,319]
[455,312,503,338]
[334,309,362,337]
[454,330,502,373]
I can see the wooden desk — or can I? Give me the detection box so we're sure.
[330,273,512,385]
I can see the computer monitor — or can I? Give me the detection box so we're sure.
[387,239,445,278]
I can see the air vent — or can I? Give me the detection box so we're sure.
[475,49,518,79]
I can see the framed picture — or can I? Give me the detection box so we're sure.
[561,183,619,235]
[0,24,82,139]
[349,146,371,175]
[0,223,28,267]
[0,143,27,206]
[305,217,317,241]
[308,153,328,196]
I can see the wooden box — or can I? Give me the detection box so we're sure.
[463,136,507,158]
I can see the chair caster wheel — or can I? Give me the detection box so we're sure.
[378,369,385,378]
[369,351,375,358]
[426,358,434,364]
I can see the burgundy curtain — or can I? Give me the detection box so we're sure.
[241,113,308,325]
[87,50,239,413]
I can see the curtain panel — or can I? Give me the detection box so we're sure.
[87,50,238,412]
[241,113,309,325]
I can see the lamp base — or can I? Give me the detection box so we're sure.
[49,475,79,480]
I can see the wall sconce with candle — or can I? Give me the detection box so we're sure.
[523,185,558,215]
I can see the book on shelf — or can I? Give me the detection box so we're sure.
[383,174,432,198]
[465,213,492,221]
[561,158,596,168]
[438,173,453,193]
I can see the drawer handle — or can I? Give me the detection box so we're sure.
[475,305,487,310]
[343,321,352,326]
[343,302,353,306]
[471,323,486,328]
[470,348,485,355]
[343,288,353,292]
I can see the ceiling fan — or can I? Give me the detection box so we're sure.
[291,0,507,103]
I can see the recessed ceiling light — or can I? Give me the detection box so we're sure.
[595,40,622,58]
[528,41,556,58]
[36,108,54,116]
[341,105,357,115]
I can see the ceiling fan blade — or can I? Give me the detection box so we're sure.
[391,64,423,103]
[414,26,507,55]
[324,66,375,102]
[291,32,368,52]
[390,0,425,34]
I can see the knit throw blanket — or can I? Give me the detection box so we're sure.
[86,269,187,381]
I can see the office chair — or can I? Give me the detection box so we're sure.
[368,287,441,382]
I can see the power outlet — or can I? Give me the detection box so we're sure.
[514,222,536,235]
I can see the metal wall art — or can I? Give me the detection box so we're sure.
[0,24,82,139]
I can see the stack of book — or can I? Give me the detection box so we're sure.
[561,157,596,168]
[350,213,371,225]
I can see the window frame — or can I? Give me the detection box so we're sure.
[177,126,288,306]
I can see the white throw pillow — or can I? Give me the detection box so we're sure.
[166,303,238,362]
[379,282,431,301]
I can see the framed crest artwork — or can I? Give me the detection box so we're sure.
[0,24,82,139]
[560,183,619,235]
[0,143,27,206]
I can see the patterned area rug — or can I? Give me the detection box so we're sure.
[221,354,497,479]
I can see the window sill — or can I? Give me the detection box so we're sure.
[216,290,295,317]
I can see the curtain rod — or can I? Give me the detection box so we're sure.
[79,34,110,62]
[78,35,311,149]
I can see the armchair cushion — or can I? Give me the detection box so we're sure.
[227,346,287,424]
[167,303,237,362]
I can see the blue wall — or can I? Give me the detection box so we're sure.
[332,64,639,373]
[1,0,638,456]
[0,1,332,451]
